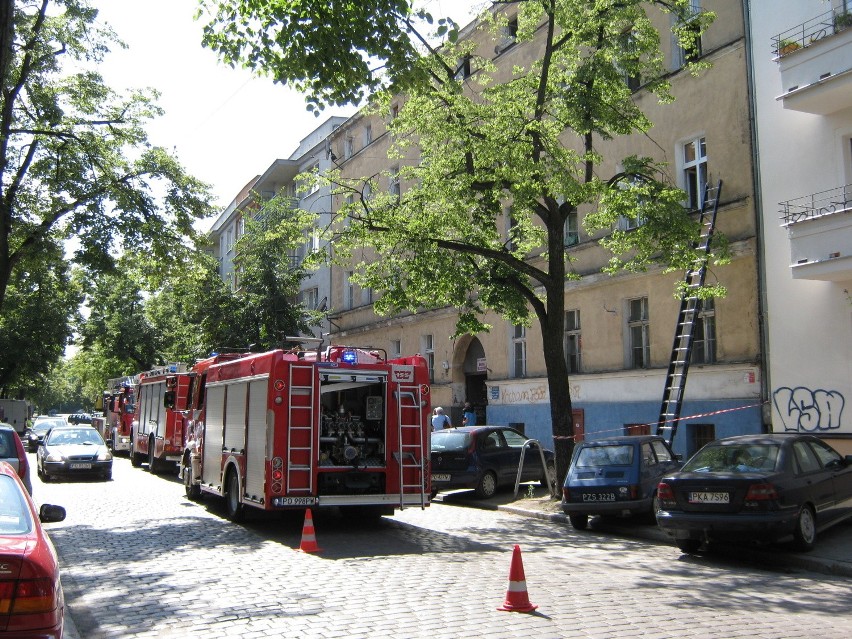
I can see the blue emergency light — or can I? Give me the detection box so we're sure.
[341,349,358,364]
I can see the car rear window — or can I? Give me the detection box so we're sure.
[0,475,33,535]
[0,431,17,459]
[431,431,472,452]
[682,443,780,473]
[575,444,634,467]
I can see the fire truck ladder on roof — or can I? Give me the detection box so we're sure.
[656,180,722,448]
[395,385,426,509]
[287,364,316,494]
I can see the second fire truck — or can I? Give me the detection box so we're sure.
[131,363,189,473]
[176,345,432,520]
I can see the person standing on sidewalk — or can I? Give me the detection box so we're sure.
[431,407,451,431]
[462,403,476,426]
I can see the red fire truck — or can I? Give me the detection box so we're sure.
[102,376,139,453]
[130,363,189,473]
[179,346,431,520]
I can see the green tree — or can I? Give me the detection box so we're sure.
[0,0,214,314]
[201,0,724,481]
[230,195,317,350]
[0,236,80,395]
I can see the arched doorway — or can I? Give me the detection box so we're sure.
[461,337,488,425]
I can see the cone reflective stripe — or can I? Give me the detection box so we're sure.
[298,508,322,553]
[497,545,537,612]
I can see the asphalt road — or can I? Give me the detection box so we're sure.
[30,453,852,639]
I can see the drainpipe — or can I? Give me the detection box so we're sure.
[743,0,772,434]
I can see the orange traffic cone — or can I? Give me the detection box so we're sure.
[298,508,322,553]
[497,545,538,612]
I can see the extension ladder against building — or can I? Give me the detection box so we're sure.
[656,180,723,446]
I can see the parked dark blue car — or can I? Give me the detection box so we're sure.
[562,435,680,530]
[430,426,556,499]
[656,434,852,553]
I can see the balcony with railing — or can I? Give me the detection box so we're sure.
[780,184,852,281]
[772,8,852,115]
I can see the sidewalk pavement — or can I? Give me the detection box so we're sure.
[436,485,852,579]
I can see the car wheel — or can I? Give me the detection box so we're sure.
[540,461,556,489]
[225,470,245,522]
[474,471,497,499]
[793,505,817,552]
[676,538,702,554]
[569,514,588,530]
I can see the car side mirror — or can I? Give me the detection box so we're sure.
[39,504,66,523]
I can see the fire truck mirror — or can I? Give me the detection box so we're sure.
[165,376,178,389]
[163,390,176,409]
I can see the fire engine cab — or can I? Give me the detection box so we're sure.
[102,376,138,452]
[179,346,431,520]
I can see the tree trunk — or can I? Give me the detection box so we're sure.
[540,303,574,491]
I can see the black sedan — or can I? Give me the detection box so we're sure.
[25,416,68,452]
[36,425,113,481]
[656,434,852,553]
[430,425,556,499]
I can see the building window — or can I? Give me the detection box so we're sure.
[691,298,717,364]
[345,271,355,310]
[565,310,581,374]
[390,103,400,119]
[361,286,373,306]
[564,210,579,247]
[454,55,472,80]
[676,1,703,67]
[423,334,435,382]
[306,162,320,196]
[389,166,400,201]
[363,124,372,146]
[302,287,319,310]
[688,423,715,458]
[391,339,401,358]
[619,30,641,91]
[628,297,650,369]
[512,324,526,378]
[344,135,354,159]
[682,136,707,211]
[497,15,519,53]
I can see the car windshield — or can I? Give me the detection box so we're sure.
[575,444,634,467]
[0,474,33,535]
[47,429,103,446]
[431,431,472,452]
[681,443,780,473]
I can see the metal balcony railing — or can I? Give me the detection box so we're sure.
[771,8,852,58]
[779,184,852,225]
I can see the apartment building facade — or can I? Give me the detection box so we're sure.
[323,1,764,459]
[208,116,347,338]
[750,0,852,454]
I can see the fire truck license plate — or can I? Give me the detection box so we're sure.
[280,497,317,506]
[69,463,92,470]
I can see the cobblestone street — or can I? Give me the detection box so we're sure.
[34,455,852,639]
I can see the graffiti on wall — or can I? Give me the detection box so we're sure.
[773,387,845,432]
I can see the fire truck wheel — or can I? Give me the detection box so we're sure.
[474,471,497,499]
[183,464,201,501]
[130,437,142,468]
[225,471,245,522]
[147,437,160,474]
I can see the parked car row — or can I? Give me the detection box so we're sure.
[556,432,852,554]
[429,426,852,553]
